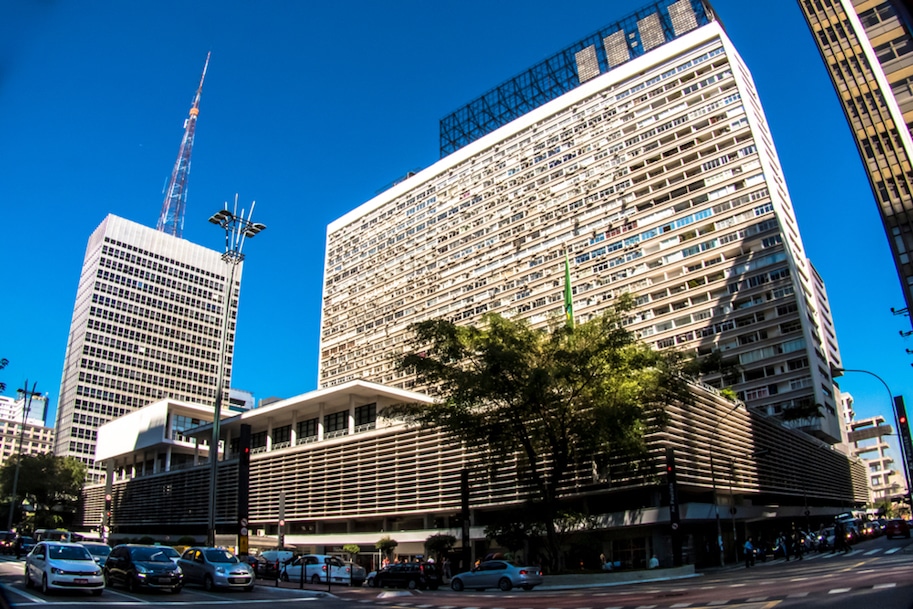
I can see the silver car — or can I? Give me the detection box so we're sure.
[177,547,254,591]
[450,560,543,591]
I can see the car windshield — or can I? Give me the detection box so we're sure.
[159,547,180,559]
[83,544,111,557]
[20,537,34,544]
[204,549,239,564]
[49,545,92,561]
[131,547,176,562]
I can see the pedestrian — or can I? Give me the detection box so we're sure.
[778,532,790,561]
[14,535,22,560]
[743,538,754,568]
[833,521,845,554]
[442,556,451,580]
[791,526,803,560]
[648,554,659,569]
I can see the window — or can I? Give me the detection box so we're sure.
[324,411,347,433]
[297,417,318,439]
[354,403,376,426]
[875,37,913,64]
[273,425,291,444]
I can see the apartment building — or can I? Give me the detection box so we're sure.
[797,0,913,322]
[0,396,55,465]
[320,0,844,443]
[842,391,910,505]
[55,214,241,482]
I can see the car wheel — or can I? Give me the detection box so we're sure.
[204,575,215,592]
[450,579,464,592]
[280,572,289,582]
[171,585,182,594]
[367,577,375,587]
[127,575,138,593]
[311,574,321,584]
[498,577,512,592]
[407,579,417,590]
[92,588,103,596]
[41,574,50,595]
[23,567,32,589]
[244,584,255,592]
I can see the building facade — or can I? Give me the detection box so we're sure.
[0,394,49,427]
[797,0,913,322]
[55,214,241,482]
[842,391,910,508]
[85,379,867,568]
[320,0,844,442]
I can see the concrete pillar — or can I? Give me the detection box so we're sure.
[290,410,298,446]
[348,394,356,434]
[266,417,273,452]
[318,402,325,441]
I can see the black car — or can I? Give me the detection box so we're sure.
[372,562,440,590]
[104,544,183,593]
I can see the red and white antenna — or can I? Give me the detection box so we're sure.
[156,52,211,238]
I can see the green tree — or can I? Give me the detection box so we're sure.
[0,454,87,530]
[395,297,688,568]
[424,533,456,563]
[375,535,398,561]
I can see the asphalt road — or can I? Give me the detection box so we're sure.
[0,535,909,609]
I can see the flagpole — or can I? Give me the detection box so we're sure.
[564,251,574,329]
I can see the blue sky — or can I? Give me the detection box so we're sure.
[2,0,910,437]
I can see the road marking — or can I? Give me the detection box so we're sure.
[707,601,728,606]
[788,592,809,598]
[873,583,897,589]
[828,588,852,594]
[885,548,901,554]
[669,603,693,608]
[789,577,809,581]
[865,549,881,556]
[747,597,769,602]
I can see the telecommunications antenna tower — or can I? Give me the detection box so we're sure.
[156,52,211,238]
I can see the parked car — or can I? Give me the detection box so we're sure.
[24,541,104,595]
[280,553,365,585]
[254,550,295,579]
[156,546,181,564]
[0,531,16,554]
[450,560,543,592]
[178,547,254,591]
[18,536,36,555]
[885,518,911,539]
[104,544,183,593]
[372,562,440,590]
[80,542,112,568]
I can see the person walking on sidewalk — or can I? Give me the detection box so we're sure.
[743,537,755,568]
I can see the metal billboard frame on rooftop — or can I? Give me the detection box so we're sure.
[438,0,713,157]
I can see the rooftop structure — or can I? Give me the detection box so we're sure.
[439,0,712,156]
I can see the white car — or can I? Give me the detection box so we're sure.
[25,541,104,595]
[280,554,365,585]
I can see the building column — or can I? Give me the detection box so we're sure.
[266,417,273,452]
[164,445,173,472]
[348,394,356,434]
[290,410,298,446]
[318,403,325,441]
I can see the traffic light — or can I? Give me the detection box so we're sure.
[237,424,251,557]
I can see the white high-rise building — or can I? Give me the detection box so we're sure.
[320,0,845,443]
[55,214,241,482]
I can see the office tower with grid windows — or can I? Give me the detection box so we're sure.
[797,0,913,323]
[320,0,846,444]
[55,214,241,482]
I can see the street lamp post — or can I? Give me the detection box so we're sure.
[709,401,743,567]
[831,366,913,503]
[206,199,265,547]
[8,381,39,531]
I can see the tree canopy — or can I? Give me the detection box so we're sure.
[395,296,690,566]
[0,453,87,530]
